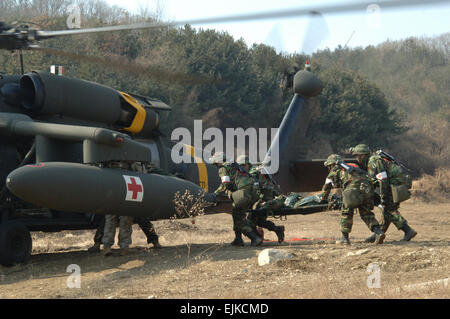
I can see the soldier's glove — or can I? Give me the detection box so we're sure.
[226,190,233,200]
[252,199,263,210]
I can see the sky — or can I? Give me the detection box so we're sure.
[102,0,450,54]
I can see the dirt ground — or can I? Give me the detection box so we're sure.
[0,200,449,299]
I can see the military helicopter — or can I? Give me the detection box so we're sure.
[0,0,444,266]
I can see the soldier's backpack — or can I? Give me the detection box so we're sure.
[341,164,374,209]
[232,172,258,209]
[232,189,254,210]
[383,159,412,203]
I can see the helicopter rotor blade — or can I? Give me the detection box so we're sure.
[263,23,285,53]
[300,11,330,55]
[35,0,449,40]
[29,45,221,85]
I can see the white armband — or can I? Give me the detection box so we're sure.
[376,171,388,180]
[221,176,231,183]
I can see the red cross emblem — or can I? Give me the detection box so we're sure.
[123,175,144,202]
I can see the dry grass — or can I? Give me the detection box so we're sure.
[411,168,450,203]
[0,201,449,299]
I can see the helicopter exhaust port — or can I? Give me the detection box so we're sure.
[17,71,160,134]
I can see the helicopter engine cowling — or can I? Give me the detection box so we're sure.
[18,71,159,134]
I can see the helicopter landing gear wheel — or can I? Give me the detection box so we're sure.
[0,220,32,266]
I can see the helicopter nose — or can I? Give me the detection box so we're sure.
[6,163,45,203]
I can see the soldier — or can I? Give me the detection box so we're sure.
[245,159,285,244]
[132,162,170,248]
[210,152,263,246]
[352,144,417,242]
[88,215,105,252]
[320,154,343,203]
[88,216,161,252]
[89,161,167,253]
[321,153,385,245]
[134,217,162,248]
[102,214,134,256]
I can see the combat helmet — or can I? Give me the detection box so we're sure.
[209,152,227,164]
[324,154,342,167]
[351,144,370,155]
[236,154,250,165]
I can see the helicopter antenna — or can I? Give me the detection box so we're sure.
[344,30,356,47]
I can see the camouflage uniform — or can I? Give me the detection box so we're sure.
[322,154,384,245]
[102,214,133,254]
[338,169,381,234]
[353,144,417,242]
[91,215,106,250]
[210,153,262,246]
[321,162,343,202]
[90,216,160,251]
[248,165,285,243]
[135,217,161,247]
[367,154,407,229]
[214,163,257,235]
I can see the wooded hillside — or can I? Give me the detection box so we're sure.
[1,0,448,175]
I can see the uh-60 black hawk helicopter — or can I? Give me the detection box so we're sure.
[0,0,443,266]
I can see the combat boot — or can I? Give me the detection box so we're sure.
[245,231,263,247]
[148,236,162,249]
[401,223,417,241]
[373,226,386,245]
[88,242,101,253]
[274,226,285,244]
[230,231,244,246]
[365,222,390,243]
[337,232,350,245]
[151,239,162,249]
[364,233,377,243]
[102,246,113,256]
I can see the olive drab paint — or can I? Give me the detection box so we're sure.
[18,71,162,134]
[6,162,209,220]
